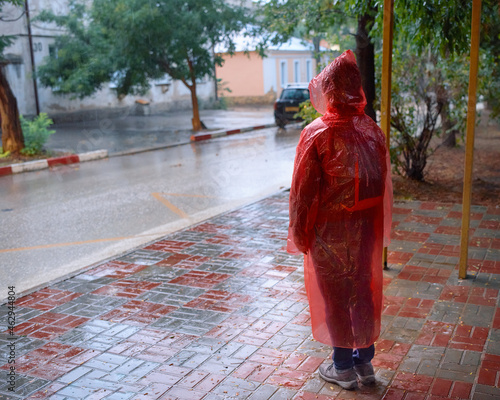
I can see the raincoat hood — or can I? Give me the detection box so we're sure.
[309,49,367,115]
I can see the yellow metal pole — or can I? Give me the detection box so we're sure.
[459,0,482,279]
[381,0,394,270]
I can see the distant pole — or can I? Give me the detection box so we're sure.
[459,0,482,279]
[25,0,40,115]
[212,46,218,101]
[380,0,394,270]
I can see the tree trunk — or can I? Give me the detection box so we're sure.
[355,12,376,122]
[190,82,202,132]
[312,36,322,73]
[440,100,457,147]
[0,66,24,154]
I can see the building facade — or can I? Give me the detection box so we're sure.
[216,36,324,105]
[0,0,215,120]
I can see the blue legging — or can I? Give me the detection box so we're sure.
[333,344,375,370]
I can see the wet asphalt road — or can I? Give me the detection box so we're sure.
[0,126,301,296]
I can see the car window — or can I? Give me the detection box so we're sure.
[281,88,310,101]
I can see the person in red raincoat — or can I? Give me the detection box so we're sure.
[287,50,393,390]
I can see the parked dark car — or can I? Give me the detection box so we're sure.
[274,83,310,128]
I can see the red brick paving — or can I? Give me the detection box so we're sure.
[398,265,452,284]
[100,300,177,325]
[449,324,489,352]
[86,260,149,278]
[15,288,82,311]
[478,354,500,387]
[4,198,499,399]
[11,312,89,340]
[168,270,231,288]
[91,279,162,298]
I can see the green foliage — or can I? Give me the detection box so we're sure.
[387,47,469,181]
[19,113,55,156]
[294,100,321,126]
[257,0,356,67]
[37,0,251,99]
[0,0,24,58]
[0,148,11,158]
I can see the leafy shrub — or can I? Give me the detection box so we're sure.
[20,113,56,156]
[295,99,321,126]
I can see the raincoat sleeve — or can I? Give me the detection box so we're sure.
[287,127,322,254]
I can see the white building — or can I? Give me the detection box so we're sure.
[0,0,215,121]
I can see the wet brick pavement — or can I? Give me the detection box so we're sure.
[1,192,500,399]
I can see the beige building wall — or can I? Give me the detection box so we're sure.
[216,51,264,97]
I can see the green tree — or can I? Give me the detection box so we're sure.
[390,0,500,146]
[258,0,378,120]
[388,48,469,180]
[37,0,250,131]
[0,0,24,154]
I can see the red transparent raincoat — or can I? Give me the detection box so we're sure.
[287,50,393,348]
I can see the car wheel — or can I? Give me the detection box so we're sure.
[275,117,286,128]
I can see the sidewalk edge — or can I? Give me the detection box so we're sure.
[0,149,108,177]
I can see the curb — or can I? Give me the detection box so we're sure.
[0,149,108,177]
[0,123,288,177]
[190,123,276,141]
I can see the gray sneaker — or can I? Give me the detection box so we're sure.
[318,363,358,390]
[354,362,376,385]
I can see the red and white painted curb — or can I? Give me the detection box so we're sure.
[0,149,108,177]
[190,123,276,142]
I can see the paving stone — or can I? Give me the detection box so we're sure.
[297,339,332,358]
[211,376,259,398]
[461,304,495,327]
[140,284,205,307]
[181,243,232,258]
[0,371,50,398]
[196,258,251,274]
[381,317,426,343]
[437,348,481,382]
[55,320,141,351]
[396,222,437,233]
[269,387,298,400]
[169,230,215,242]
[428,300,466,324]
[52,275,114,294]
[486,328,500,355]
[117,249,171,265]
[0,306,42,331]
[0,333,45,360]
[51,294,128,318]
[384,279,444,299]
[198,355,242,376]
[247,383,278,399]
[184,337,226,354]
[128,265,187,283]
[473,384,500,399]
[268,252,304,268]
[399,345,445,376]
[213,276,253,292]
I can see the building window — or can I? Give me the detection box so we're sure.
[49,44,58,59]
[294,60,300,82]
[280,61,287,88]
[306,60,313,82]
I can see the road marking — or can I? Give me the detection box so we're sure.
[0,233,159,254]
[161,192,216,198]
[2,192,206,254]
[151,192,189,219]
